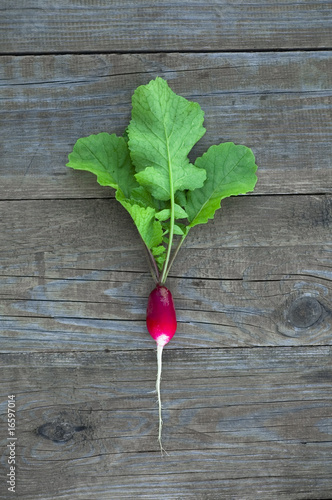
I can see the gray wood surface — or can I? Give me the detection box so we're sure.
[1,52,331,199]
[1,0,331,54]
[1,347,332,499]
[1,195,331,352]
[1,1,332,499]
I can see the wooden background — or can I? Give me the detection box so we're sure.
[1,1,332,498]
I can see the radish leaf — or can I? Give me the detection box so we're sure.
[66,78,258,282]
[128,77,207,201]
[67,132,138,199]
[116,189,164,250]
[155,205,188,222]
[186,143,258,228]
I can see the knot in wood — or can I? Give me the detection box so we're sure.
[37,421,75,443]
[287,296,322,329]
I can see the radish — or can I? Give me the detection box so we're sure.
[146,285,177,452]
[66,77,258,453]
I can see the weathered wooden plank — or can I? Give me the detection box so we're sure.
[1,347,331,499]
[1,195,331,268]
[1,0,331,54]
[0,52,331,199]
[1,195,331,350]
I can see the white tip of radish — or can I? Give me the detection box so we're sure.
[156,334,170,347]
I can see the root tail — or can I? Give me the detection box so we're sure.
[156,343,168,455]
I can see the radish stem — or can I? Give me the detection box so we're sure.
[144,243,160,284]
[160,124,175,285]
[163,232,188,282]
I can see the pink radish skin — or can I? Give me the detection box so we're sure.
[147,285,177,346]
[146,285,177,453]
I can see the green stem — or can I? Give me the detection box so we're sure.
[160,127,175,284]
[162,230,189,283]
[144,243,159,284]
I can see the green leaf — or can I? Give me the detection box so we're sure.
[152,244,167,271]
[128,77,207,201]
[116,189,164,250]
[66,132,138,199]
[173,224,186,235]
[66,79,258,283]
[151,245,166,256]
[153,251,167,270]
[174,190,187,209]
[186,142,258,227]
[67,131,167,271]
[174,204,189,219]
[155,209,171,222]
[130,185,167,212]
[160,219,187,236]
[155,204,188,222]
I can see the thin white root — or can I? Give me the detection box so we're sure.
[156,343,169,456]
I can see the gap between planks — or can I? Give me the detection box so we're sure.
[1,48,332,57]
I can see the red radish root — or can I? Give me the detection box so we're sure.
[146,285,177,453]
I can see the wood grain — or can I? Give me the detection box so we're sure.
[1,195,331,351]
[1,52,331,199]
[1,0,331,54]
[1,347,331,499]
